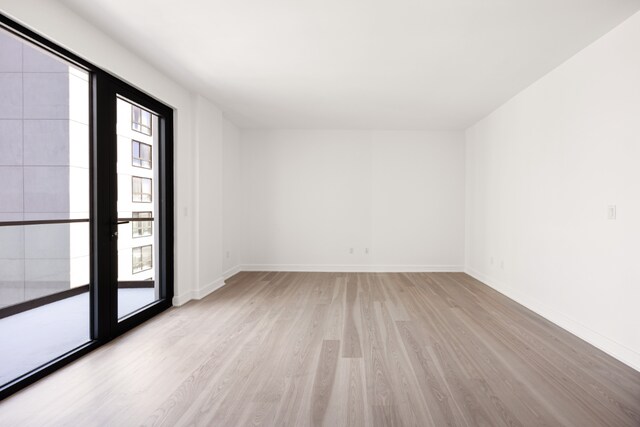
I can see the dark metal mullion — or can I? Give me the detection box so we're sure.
[88,68,96,343]
[93,71,116,341]
[160,114,174,303]
[159,115,168,301]
[107,77,120,337]
[0,218,90,227]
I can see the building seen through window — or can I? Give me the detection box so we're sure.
[132,140,152,169]
[132,212,152,238]
[132,245,152,273]
[132,176,152,203]
[131,105,152,135]
[117,99,158,289]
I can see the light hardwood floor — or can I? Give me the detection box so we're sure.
[0,272,638,426]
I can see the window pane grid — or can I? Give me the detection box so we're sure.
[132,176,152,203]
[131,105,152,136]
[132,245,152,273]
[132,212,152,238]
[132,140,152,169]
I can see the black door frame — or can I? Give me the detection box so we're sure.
[95,73,175,336]
[0,13,174,400]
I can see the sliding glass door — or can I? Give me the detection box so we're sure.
[0,26,91,388]
[97,80,174,336]
[114,96,165,321]
[0,15,173,399]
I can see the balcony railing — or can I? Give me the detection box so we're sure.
[0,217,155,319]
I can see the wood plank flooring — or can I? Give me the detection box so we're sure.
[0,272,638,426]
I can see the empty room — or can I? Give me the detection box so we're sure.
[0,0,639,425]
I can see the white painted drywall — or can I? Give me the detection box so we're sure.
[222,117,242,278]
[465,12,640,370]
[0,1,233,304]
[240,130,465,271]
[193,95,224,296]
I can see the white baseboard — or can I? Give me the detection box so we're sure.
[465,267,640,372]
[222,265,241,279]
[240,264,463,273]
[172,276,226,307]
[172,293,191,307]
[195,276,226,299]
[173,265,459,306]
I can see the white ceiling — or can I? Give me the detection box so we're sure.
[60,0,640,129]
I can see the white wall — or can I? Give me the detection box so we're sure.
[465,12,640,370]
[0,1,235,305]
[192,97,242,298]
[222,117,242,278]
[240,130,465,271]
[192,95,224,299]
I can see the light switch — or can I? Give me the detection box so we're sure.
[607,205,616,220]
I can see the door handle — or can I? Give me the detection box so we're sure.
[111,220,131,239]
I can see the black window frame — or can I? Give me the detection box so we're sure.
[0,12,174,401]
[132,140,152,169]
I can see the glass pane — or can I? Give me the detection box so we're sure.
[141,110,151,129]
[131,105,152,136]
[141,178,151,202]
[132,141,141,166]
[0,27,90,386]
[116,97,160,319]
[140,143,151,169]
[132,212,152,238]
